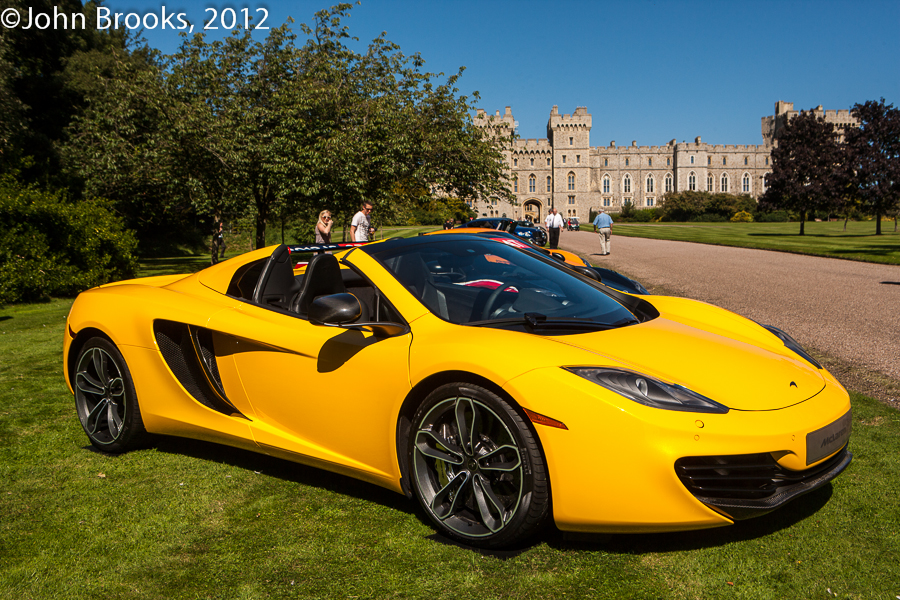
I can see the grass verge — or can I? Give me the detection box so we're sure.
[613,221,900,265]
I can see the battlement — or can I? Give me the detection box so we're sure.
[823,109,853,120]
[512,138,551,150]
[474,106,515,129]
[548,106,592,128]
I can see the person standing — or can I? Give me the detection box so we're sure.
[350,202,375,242]
[211,221,225,264]
[315,210,333,243]
[592,209,614,255]
[545,208,565,249]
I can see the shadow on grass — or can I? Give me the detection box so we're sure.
[0,316,11,322]
[746,232,883,239]
[84,433,835,557]
[546,484,833,554]
[142,434,416,513]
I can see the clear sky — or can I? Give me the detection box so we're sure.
[106,0,899,146]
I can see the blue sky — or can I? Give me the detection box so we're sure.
[108,0,899,146]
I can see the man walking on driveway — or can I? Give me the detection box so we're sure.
[593,210,613,255]
[545,208,565,249]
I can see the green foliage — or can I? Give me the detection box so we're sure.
[66,4,511,251]
[731,210,754,222]
[620,199,636,219]
[846,98,900,235]
[0,177,137,303]
[659,191,757,222]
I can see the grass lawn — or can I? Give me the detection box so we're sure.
[613,220,900,265]
[1,272,899,598]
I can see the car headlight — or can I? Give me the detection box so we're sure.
[759,324,822,369]
[564,367,729,414]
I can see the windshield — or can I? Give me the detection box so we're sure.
[366,236,638,331]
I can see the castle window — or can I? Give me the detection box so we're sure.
[568,195,575,205]
[708,156,711,165]
[529,174,536,193]
[707,174,713,191]
[546,176,552,192]
[603,198,611,207]
[576,155,580,164]
[623,174,632,194]
[721,173,729,192]
[602,175,610,194]
[604,158,608,166]
[690,156,694,165]
[514,158,518,167]
[562,155,566,164]
[667,157,671,166]
[766,157,769,166]
[688,171,696,191]
[530,157,534,166]
[569,137,573,146]
[665,173,673,192]
[646,175,654,193]
[547,158,551,166]
[647,197,655,207]
[744,157,748,166]
[742,173,750,193]
[723,157,727,166]
[625,158,629,166]
[568,172,576,191]
[648,158,652,166]
[514,177,518,193]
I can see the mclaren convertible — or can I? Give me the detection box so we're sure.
[64,235,852,548]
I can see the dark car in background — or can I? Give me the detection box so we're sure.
[567,217,580,231]
[458,217,547,247]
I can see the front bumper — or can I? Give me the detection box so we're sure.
[675,447,852,520]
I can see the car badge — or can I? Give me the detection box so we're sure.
[790,381,798,388]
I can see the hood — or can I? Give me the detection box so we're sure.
[550,316,825,411]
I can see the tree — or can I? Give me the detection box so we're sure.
[760,110,846,235]
[846,98,900,236]
[67,3,513,250]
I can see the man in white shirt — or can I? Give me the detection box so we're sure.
[544,208,565,249]
[350,202,374,242]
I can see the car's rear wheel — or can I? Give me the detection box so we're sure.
[409,383,549,548]
[73,337,149,453]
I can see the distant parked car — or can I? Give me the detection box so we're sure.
[567,217,580,231]
[457,217,547,247]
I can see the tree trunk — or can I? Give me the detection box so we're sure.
[799,211,806,235]
[255,208,268,249]
[843,216,848,231]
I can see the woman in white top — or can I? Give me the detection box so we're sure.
[315,210,333,243]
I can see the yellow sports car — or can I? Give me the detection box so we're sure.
[64,235,851,548]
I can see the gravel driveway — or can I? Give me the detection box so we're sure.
[558,230,900,401]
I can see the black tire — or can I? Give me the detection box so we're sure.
[73,337,150,453]
[409,383,549,548]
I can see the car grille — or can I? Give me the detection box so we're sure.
[675,448,851,520]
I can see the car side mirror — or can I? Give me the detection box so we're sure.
[308,293,361,325]
[309,293,410,338]
[573,266,602,283]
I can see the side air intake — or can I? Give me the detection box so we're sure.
[153,320,247,419]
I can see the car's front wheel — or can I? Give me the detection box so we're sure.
[73,337,150,453]
[409,383,549,548]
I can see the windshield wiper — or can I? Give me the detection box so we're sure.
[467,312,639,331]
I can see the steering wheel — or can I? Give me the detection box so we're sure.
[481,283,518,320]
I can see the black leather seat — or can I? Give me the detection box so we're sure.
[252,245,302,310]
[292,253,369,322]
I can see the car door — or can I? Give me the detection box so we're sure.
[206,300,412,488]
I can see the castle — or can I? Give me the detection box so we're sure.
[471,101,858,222]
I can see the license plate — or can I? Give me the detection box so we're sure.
[806,410,852,465]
